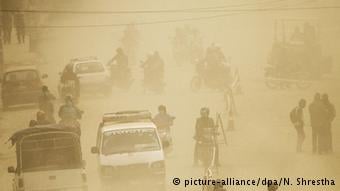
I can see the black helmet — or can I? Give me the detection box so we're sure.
[116,48,123,54]
[200,107,210,116]
[36,110,46,121]
[42,85,48,92]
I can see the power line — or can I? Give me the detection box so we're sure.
[2,13,239,29]
[1,5,339,14]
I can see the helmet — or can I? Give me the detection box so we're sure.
[158,105,166,112]
[116,48,123,54]
[36,110,46,121]
[200,107,209,117]
[42,85,48,92]
[65,95,73,103]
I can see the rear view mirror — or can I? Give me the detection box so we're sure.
[41,74,48,79]
[91,146,99,154]
[7,166,15,173]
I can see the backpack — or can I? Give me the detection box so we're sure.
[290,107,298,123]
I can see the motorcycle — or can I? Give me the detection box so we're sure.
[59,80,78,101]
[158,128,173,149]
[195,128,217,168]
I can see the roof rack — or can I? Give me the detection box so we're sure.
[102,110,152,124]
[70,56,98,62]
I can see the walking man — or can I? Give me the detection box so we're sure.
[321,94,336,153]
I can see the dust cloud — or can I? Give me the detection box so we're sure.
[0,0,339,191]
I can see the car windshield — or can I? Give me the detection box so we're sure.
[101,128,160,155]
[5,70,38,82]
[75,62,104,74]
[20,133,82,172]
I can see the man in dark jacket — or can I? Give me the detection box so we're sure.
[308,93,325,153]
[322,94,336,153]
[38,86,56,123]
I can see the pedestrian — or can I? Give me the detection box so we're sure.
[290,99,306,152]
[308,93,324,154]
[14,13,25,44]
[321,94,336,154]
[2,13,12,44]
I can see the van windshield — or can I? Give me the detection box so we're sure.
[20,133,82,172]
[101,128,160,155]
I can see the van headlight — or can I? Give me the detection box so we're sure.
[151,161,165,169]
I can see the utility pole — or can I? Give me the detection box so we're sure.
[0,0,4,78]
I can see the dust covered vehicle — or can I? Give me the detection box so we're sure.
[265,19,332,89]
[91,110,166,191]
[1,65,47,110]
[7,125,88,191]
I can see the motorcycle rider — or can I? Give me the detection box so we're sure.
[153,105,175,147]
[36,111,51,125]
[108,48,129,83]
[38,86,56,123]
[141,51,164,90]
[58,96,83,135]
[60,64,80,99]
[193,107,220,166]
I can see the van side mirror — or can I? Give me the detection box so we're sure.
[91,146,99,154]
[8,166,15,173]
[41,74,48,79]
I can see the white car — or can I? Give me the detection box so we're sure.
[91,110,166,191]
[59,57,112,97]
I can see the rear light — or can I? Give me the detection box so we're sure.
[18,178,24,188]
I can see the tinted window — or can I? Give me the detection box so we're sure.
[5,70,38,82]
[75,62,104,74]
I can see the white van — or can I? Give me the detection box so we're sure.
[91,110,166,191]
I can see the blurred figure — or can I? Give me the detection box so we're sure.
[107,48,131,88]
[58,96,83,135]
[14,12,25,44]
[321,94,336,154]
[120,23,139,65]
[141,51,165,93]
[309,93,322,153]
[290,99,306,152]
[193,107,220,166]
[290,26,304,42]
[153,105,175,130]
[2,12,12,44]
[36,111,51,125]
[38,86,56,123]
[60,64,80,99]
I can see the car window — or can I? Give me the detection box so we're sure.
[75,62,104,74]
[101,128,160,155]
[5,70,38,82]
